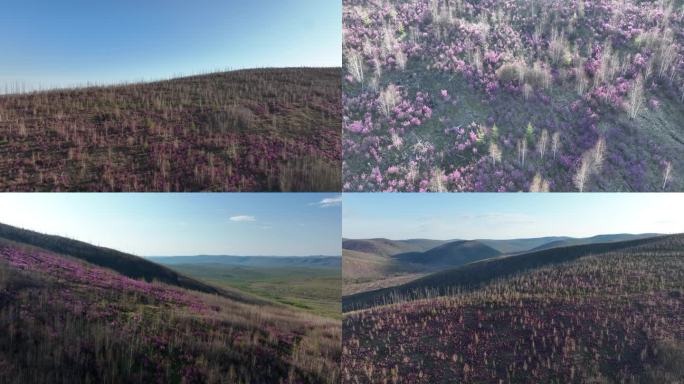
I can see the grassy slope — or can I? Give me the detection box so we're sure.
[343,234,684,383]
[0,223,220,296]
[0,67,341,192]
[165,263,342,320]
[0,241,340,383]
[343,249,429,295]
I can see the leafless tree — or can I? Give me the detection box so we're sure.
[551,131,561,159]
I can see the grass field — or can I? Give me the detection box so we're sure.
[168,264,342,319]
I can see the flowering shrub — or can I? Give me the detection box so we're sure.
[343,0,684,191]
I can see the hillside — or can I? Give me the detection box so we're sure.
[342,234,684,383]
[342,234,659,297]
[529,233,662,251]
[476,236,571,253]
[0,238,340,383]
[0,223,219,295]
[344,235,669,311]
[343,0,684,191]
[0,67,341,192]
[394,240,502,267]
[342,238,449,257]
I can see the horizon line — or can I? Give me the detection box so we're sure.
[0,65,342,96]
[144,254,342,258]
[342,232,669,242]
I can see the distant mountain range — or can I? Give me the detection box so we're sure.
[149,255,341,269]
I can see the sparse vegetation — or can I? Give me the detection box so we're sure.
[0,68,341,191]
[342,234,684,383]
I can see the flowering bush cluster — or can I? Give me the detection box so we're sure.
[343,0,684,191]
[342,234,684,382]
[1,246,206,312]
[0,68,341,192]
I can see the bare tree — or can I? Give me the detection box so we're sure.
[348,51,365,84]
[538,129,549,159]
[627,75,644,119]
[573,153,591,192]
[551,131,561,159]
[517,139,527,166]
[429,168,447,192]
[378,84,401,117]
[662,161,672,190]
[573,137,607,192]
[593,137,605,170]
[530,173,550,192]
[489,142,502,166]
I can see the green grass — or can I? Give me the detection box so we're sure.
[167,264,342,319]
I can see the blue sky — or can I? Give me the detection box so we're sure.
[343,193,684,240]
[0,0,341,91]
[0,193,342,256]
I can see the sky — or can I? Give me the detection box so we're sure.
[0,0,341,92]
[0,193,342,257]
[343,193,684,240]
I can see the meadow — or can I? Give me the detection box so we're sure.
[343,0,684,191]
[166,264,342,320]
[0,68,341,192]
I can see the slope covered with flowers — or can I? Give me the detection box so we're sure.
[0,68,341,192]
[0,243,341,383]
[342,234,684,383]
[343,0,684,191]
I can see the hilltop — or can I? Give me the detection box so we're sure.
[0,224,340,383]
[0,67,341,192]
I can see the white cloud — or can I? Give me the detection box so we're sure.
[314,195,342,208]
[229,215,256,222]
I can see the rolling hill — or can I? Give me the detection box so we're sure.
[475,236,571,253]
[0,225,340,383]
[344,235,670,311]
[0,67,341,192]
[342,234,661,297]
[342,238,449,257]
[394,240,502,267]
[528,233,663,252]
[0,222,218,295]
[343,233,684,383]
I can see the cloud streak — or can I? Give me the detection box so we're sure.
[313,195,342,208]
[229,215,256,222]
